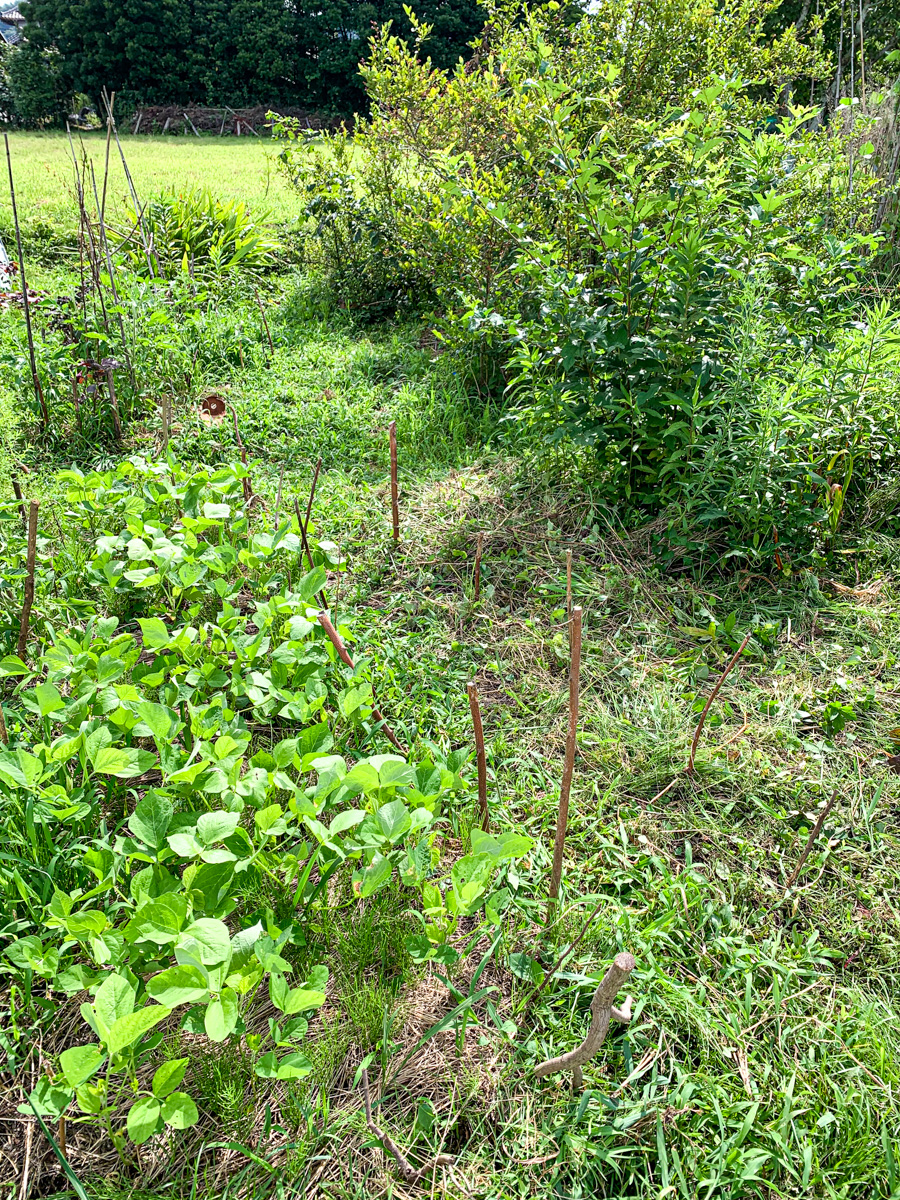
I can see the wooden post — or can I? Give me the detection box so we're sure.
[389,421,399,542]
[317,611,406,754]
[4,136,48,429]
[12,477,25,528]
[566,549,573,617]
[467,681,489,832]
[17,500,38,660]
[548,606,583,910]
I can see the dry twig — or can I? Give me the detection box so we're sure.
[783,791,838,894]
[687,631,752,773]
[534,952,636,1090]
[317,611,406,754]
[467,680,489,831]
[474,531,484,601]
[360,1068,454,1184]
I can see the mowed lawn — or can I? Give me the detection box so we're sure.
[6,130,297,235]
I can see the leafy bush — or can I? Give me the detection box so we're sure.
[2,38,69,128]
[276,0,900,568]
[122,188,279,279]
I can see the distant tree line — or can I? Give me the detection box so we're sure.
[4,0,487,124]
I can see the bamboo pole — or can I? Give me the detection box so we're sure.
[17,500,38,660]
[467,681,489,831]
[389,421,400,542]
[4,136,48,429]
[548,606,583,909]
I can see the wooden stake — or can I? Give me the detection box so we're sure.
[12,477,25,528]
[58,1113,66,1161]
[783,791,838,894]
[100,89,114,223]
[273,463,285,531]
[304,456,322,536]
[687,630,752,774]
[184,111,201,137]
[548,606,583,909]
[232,409,253,503]
[17,500,38,660]
[5,135,48,428]
[467,681,489,832]
[101,91,157,277]
[389,421,400,542]
[473,532,484,602]
[566,549,573,617]
[103,362,123,443]
[254,287,274,357]
[317,610,406,754]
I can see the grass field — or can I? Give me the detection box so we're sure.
[1,137,899,1200]
[3,132,295,246]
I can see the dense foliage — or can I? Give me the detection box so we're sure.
[16,0,486,116]
[277,0,900,571]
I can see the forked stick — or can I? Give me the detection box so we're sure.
[360,1068,453,1183]
[467,680,489,831]
[548,606,583,909]
[317,611,406,755]
[687,630,752,773]
[534,952,635,1089]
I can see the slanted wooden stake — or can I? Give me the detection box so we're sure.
[467,681,489,831]
[534,952,635,1090]
[548,606,583,910]
[389,421,400,542]
[360,1068,453,1183]
[474,531,484,601]
[5,136,48,429]
[17,500,38,660]
[687,630,752,774]
[317,610,406,755]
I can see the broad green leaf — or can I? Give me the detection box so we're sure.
[152,1058,188,1099]
[147,964,209,1007]
[352,855,392,898]
[160,1091,198,1129]
[202,502,231,520]
[126,1096,161,1145]
[296,566,326,602]
[128,894,188,945]
[59,1045,106,1088]
[254,1051,279,1078]
[20,1077,72,1119]
[105,1005,171,1057]
[204,988,239,1041]
[129,793,173,850]
[34,683,65,717]
[282,988,325,1016]
[136,701,180,744]
[378,759,415,787]
[138,618,171,649]
[485,888,511,925]
[276,1051,313,1079]
[328,809,365,836]
[197,811,240,845]
[93,973,135,1034]
[374,800,412,843]
[342,762,380,794]
[470,829,534,861]
[179,918,231,964]
[65,909,108,939]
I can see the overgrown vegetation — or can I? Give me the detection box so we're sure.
[2,1,900,1198]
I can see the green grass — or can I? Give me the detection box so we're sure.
[1,146,900,1200]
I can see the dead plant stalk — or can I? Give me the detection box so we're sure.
[687,630,752,773]
[548,605,583,911]
[467,680,489,831]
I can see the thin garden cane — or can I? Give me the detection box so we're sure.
[17,500,38,661]
[474,531,484,601]
[534,951,636,1090]
[317,611,406,755]
[467,680,490,831]
[101,89,157,278]
[783,790,838,895]
[687,630,752,774]
[4,135,48,429]
[548,605,583,911]
[566,548,573,617]
[389,421,400,542]
[292,496,327,609]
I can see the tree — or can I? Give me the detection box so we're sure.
[4,36,68,126]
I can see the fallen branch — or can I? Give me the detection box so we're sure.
[687,630,752,773]
[534,951,636,1089]
[783,791,838,894]
[467,680,489,831]
[17,500,38,660]
[360,1068,453,1184]
[317,611,406,754]
[548,606,583,911]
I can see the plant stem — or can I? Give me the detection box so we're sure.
[687,630,752,773]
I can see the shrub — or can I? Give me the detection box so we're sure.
[3,38,68,127]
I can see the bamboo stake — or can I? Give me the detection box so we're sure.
[473,532,484,601]
[102,91,156,277]
[4,135,48,429]
[389,421,400,542]
[783,791,838,894]
[0,700,8,745]
[58,1114,66,1161]
[686,630,752,774]
[12,477,25,528]
[100,89,114,223]
[103,361,123,443]
[304,456,322,535]
[17,500,38,660]
[317,610,406,754]
[548,606,583,909]
[467,681,489,831]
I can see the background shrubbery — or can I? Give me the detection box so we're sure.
[275,0,900,573]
